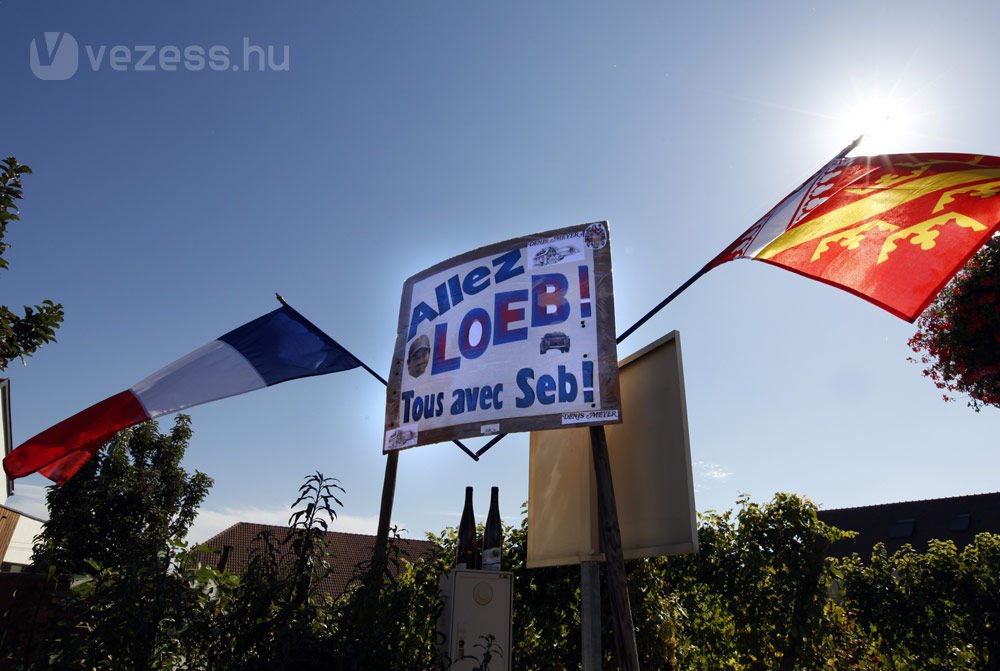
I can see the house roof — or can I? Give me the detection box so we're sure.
[0,504,44,567]
[194,522,440,598]
[0,506,19,563]
[818,491,1000,559]
[0,503,45,525]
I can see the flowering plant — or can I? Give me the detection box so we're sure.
[909,233,1000,411]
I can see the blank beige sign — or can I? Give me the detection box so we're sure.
[527,331,697,567]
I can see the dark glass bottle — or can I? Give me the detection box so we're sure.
[482,486,502,570]
[456,486,478,569]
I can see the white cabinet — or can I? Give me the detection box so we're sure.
[439,569,513,671]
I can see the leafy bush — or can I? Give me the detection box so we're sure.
[10,462,1000,671]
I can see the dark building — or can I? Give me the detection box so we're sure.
[817,491,1000,559]
[196,522,439,598]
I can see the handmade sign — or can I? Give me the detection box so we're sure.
[384,222,621,452]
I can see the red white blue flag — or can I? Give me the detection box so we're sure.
[4,305,359,484]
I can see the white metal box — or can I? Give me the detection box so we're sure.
[438,569,513,671]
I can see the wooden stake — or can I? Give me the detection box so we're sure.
[369,450,399,584]
[580,560,602,671]
[589,425,640,671]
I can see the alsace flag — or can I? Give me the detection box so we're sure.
[709,140,1000,321]
[4,305,360,485]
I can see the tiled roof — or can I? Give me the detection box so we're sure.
[818,491,1000,559]
[194,522,440,598]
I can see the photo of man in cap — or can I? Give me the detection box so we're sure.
[407,334,431,378]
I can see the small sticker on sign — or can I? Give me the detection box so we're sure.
[384,425,418,451]
[583,222,608,250]
[561,409,620,425]
[527,233,585,269]
[480,423,500,435]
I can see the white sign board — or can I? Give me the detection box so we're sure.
[384,222,621,452]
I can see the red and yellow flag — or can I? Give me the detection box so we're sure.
[710,146,1000,321]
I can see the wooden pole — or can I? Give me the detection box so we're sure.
[580,560,602,671]
[368,450,399,584]
[589,425,640,671]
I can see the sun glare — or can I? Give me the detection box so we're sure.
[842,95,914,154]
[834,78,936,155]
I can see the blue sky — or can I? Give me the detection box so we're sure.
[5,0,1000,543]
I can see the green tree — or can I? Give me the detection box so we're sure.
[909,233,1000,411]
[18,481,1000,671]
[32,415,212,575]
[20,416,213,669]
[0,156,64,370]
[662,493,852,671]
[838,534,1000,670]
[957,533,1000,669]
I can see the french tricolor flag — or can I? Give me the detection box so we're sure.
[4,304,360,485]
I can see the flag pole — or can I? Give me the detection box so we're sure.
[614,265,712,345]
[613,136,862,347]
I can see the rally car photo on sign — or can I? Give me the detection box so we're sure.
[533,245,580,267]
[540,331,570,354]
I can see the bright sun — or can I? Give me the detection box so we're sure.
[835,80,932,155]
